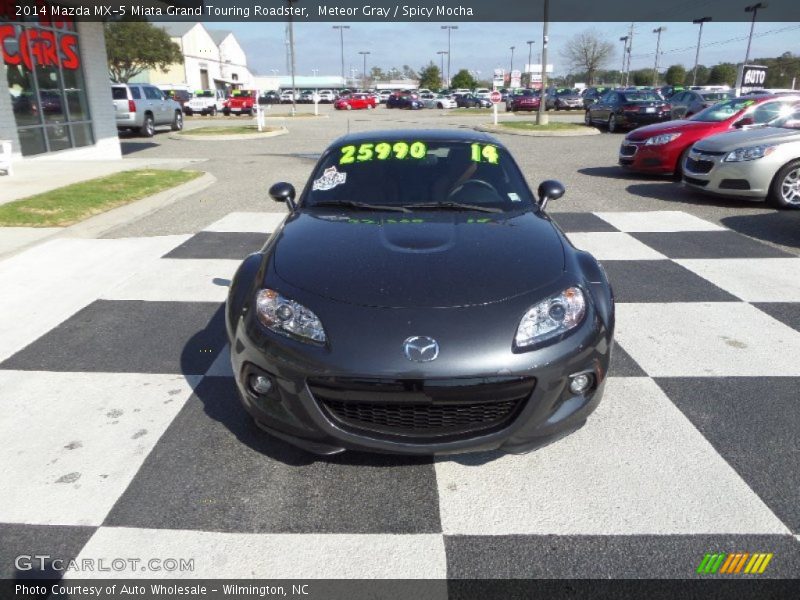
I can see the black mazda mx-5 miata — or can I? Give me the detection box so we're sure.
[226,129,614,455]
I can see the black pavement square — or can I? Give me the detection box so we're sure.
[0,522,95,579]
[549,212,619,233]
[163,232,268,260]
[630,231,792,259]
[0,300,226,375]
[601,260,739,303]
[753,303,800,333]
[608,342,646,377]
[104,376,442,534]
[445,534,800,579]
[655,377,800,534]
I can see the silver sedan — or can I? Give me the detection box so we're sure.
[683,106,800,208]
[421,93,457,109]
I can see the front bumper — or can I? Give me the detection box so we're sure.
[229,301,612,456]
[618,111,671,130]
[619,140,680,175]
[681,148,776,199]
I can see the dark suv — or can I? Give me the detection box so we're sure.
[386,91,423,109]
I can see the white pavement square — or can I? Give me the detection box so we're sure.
[434,377,789,536]
[594,211,725,233]
[677,258,800,302]
[565,232,668,260]
[615,303,800,377]
[203,212,287,233]
[70,528,448,579]
[0,370,198,526]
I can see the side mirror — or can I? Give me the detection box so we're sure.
[269,182,296,211]
[734,117,754,129]
[537,179,565,211]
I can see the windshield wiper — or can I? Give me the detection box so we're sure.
[402,201,503,213]
[311,200,411,213]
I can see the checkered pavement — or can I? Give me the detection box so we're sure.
[1,210,799,580]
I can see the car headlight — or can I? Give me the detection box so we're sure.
[255,289,326,345]
[645,133,681,145]
[723,145,776,162]
[515,287,586,348]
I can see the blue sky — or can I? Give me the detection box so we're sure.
[224,21,800,81]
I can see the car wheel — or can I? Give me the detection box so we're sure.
[673,146,691,181]
[223,109,230,116]
[345,104,352,110]
[768,159,800,209]
[367,104,374,110]
[584,110,592,125]
[184,109,193,117]
[210,106,217,117]
[171,111,183,131]
[607,114,618,133]
[140,114,155,137]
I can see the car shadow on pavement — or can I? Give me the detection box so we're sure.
[120,141,159,155]
[578,166,663,181]
[722,211,800,250]
[625,182,760,209]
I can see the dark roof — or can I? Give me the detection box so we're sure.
[332,128,500,147]
[159,22,197,38]
[207,29,233,46]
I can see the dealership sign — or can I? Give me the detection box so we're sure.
[0,24,80,71]
[736,64,768,94]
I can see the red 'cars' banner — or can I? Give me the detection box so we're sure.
[0,24,80,70]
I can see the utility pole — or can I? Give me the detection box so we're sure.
[744,2,767,66]
[652,26,665,87]
[526,40,535,87]
[619,36,629,86]
[691,17,712,86]
[441,25,458,86]
[625,23,634,86]
[332,25,350,88]
[287,0,298,116]
[536,0,549,125]
[437,51,448,88]
[509,46,515,82]
[358,51,370,90]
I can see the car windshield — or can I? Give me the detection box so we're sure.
[519,90,540,97]
[556,89,577,96]
[768,109,800,130]
[304,140,535,213]
[690,98,758,122]
[195,91,213,97]
[621,92,661,102]
[701,91,734,101]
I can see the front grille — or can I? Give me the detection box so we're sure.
[620,144,638,157]
[308,376,535,442]
[685,157,714,174]
[720,179,751,190]
[683,175,709,187]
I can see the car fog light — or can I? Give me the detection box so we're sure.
[249,374,273,395]
[569,373,593,395]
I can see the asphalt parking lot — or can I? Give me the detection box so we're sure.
[1,105,799,582]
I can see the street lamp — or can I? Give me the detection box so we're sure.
[287,0,298,116]
[441,25,458,85]
[332,25,350,87]
[691,17,712,86]
[619,36,628,86]
[437,50,448,88]
[536,0,549,125]
[509,46,515,80]
[526,40,535,87]
[652,27,666,87]
[743,3,767,66]
[358,51,370,90]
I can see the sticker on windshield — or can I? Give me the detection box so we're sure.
[340,141,427,164]
[508,192,521,202]
[312,166,347,191]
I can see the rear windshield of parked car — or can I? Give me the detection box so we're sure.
[621,92,661,102]
[690,98,758,122]
[701,92,734,101]
[111,87,127,100]
[304,140,535,212]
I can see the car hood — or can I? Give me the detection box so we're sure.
[626,119,719,141]
[694,126,800,152]
[272,210,565,308]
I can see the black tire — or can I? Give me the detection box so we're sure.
[607,114,618,133]
[437,102,443,109]
[171,110,183,131]
[767,159,800,209]
[584,110,592,126]
[223,108,230,116]
[140,114,155,137]
[673,146,691,181]
[210,106,217,117]
[184,108,193,117]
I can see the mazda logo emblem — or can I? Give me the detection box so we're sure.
[403,336,439,362]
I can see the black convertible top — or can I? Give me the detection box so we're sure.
[331,128,502,148]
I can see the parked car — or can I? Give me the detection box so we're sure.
[474,88,492,100]
[185,89,225,116]
[670,89,735,119]
[582,86,612,109]
[421,93,457,109]
[317,89,336,103]
[546,88,583,111]
[683,105,800,208]
[378,90,392,103]
[585,89,671,132]
[658,85,685,99]
[456,93,491,108]
[111,83,183,137]
[259,91,281,105]
[280,90,295,103]
[334,93,376,110]
[619,95,800,178]
[161,88,192,110]
[506,89,541,112]
[226,129,614,455]
[223,90,257,116]
[386,91,423,109]
[298,89,315,103]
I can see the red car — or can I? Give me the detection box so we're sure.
[334,93,376,110]
[223,90,256,116]
[506,90,541,112]
[619,94,800,177]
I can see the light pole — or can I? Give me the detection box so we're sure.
[332,25,350,87]
[526,40,535,87]
[441,25,458,86]
[358,51,370,89]
[509,46,515,82]
[619,36,628,86]
[536,0,549,125]
[437,50,448,88]
[691,17,712,86]
[287,0,298,116]
[652,27,666,87]
[744,2,767,66]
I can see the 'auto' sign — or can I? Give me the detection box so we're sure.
[737,64,768,93]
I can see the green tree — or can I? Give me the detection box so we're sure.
[664,64,686,86]
[630,69,652,86]
[707,63,738,86]
[450,69,477,89]
[560,28,615,85]
[417,62,442,90]
[105,20,183,83]
[370,66,387,82]
[690,65,709,86]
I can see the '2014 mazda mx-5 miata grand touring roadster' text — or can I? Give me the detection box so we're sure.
[226,130,615,455]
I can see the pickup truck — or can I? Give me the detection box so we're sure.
[222,90,256,116]
[185,89,225,116]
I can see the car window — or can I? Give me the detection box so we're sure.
[621,92,661,102]
[128,86,141,100]
[111,87,127,100]
[304,140,535,212]
[143,86,162,100]
[752,101,792,124]
[690,97,757,122]
[769,108,800,129]
[672,92,686,102]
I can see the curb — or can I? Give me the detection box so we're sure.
[475,124,601,137]
[169,127,288,141]
[0,170,216,258]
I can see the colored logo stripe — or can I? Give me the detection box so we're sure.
[698,553,773,574]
